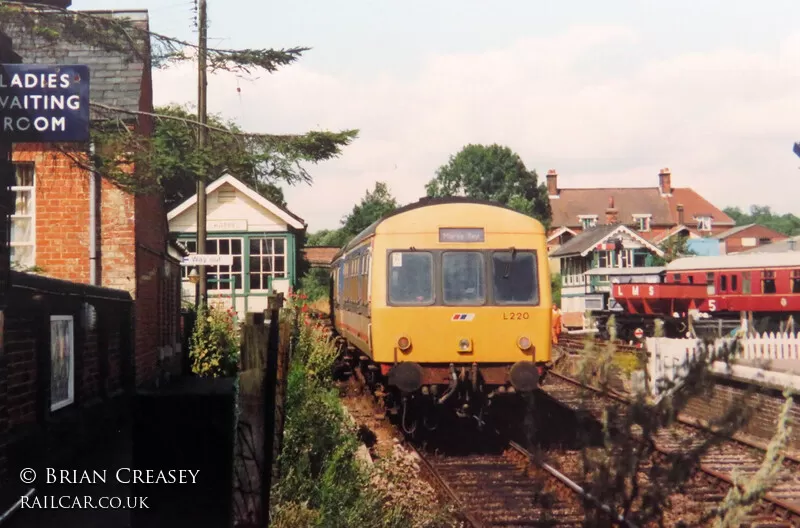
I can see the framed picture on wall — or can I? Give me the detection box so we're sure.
[51,315,75,411]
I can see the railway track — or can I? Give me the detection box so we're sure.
[408,439,629,528]
[540,371,800,527]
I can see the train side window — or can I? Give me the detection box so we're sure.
[706,272,715,295]
[388,251,434,305]
[762,270,776,294]
[492,250,539,305]
[742,271,751,294]
[731,274,738,291]
[442,251,485,305]
[688,275,694,284]
[673,273,681,283]
[792,270,800,294]
[720,275,727,292]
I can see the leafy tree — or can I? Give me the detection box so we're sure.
[152,105,292,209]
[340,182,399,238]
[551,273,562,308]
[306,229,351,248]
[650,234,696,266]
[723,205,800,237]
[0,3,358,195]
[426,144,552,227]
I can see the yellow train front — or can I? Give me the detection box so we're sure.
[330,197,552,430]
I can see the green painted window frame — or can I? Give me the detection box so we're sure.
[175,231,296,295]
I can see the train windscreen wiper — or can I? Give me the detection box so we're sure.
[503,247,517,279]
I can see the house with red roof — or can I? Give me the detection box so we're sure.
[546,167,735,327]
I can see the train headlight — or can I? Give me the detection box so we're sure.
[517,336,532,350]
[397,335,411,351]
[458,338,472,352]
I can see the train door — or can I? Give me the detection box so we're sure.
[706,272,716,295]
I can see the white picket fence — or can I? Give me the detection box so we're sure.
[644,332,800,399]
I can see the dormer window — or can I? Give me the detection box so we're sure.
[696,215,713,232]
[633,214,651,232]
[579,215,598,229]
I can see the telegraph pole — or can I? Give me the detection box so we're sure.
[196,0,209,306]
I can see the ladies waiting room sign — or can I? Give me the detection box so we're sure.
[0,63,89,142]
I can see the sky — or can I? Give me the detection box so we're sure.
[72,0,800,231]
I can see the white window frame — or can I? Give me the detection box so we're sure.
[248,236,288,292]
[578,215,598,230]
[50,315,75,412]
[633,214,651,232]
[696,216,713,231]
[10,163,36,269]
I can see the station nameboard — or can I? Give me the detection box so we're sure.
[439,227,485,243]
[0,64,90,142]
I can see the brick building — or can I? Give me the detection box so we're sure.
[6,10,181,387]
[546,167,736,260]
[714,223,788,255]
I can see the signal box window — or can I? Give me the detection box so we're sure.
[492,251,539,305]
[388,252,433,304]
[762,270,776,294]
[443,252,485,305]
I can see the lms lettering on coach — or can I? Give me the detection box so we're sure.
[0,64,90,143]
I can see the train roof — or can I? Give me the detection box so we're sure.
[585,266,665,276]
[666,252,800,272]
[332,197,532,260]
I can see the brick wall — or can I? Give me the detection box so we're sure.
[10,144,180,389]
[1,273,132,483]
[683,376,800,450]
[13,145,91,283]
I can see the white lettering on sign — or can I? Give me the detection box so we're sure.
[632,286,640,296]
[181,254,234,266]
[207,220,247,231]
[708,299,717,312]
[617,286,623,296]
[0,65,90,142]
[648,286,655,296]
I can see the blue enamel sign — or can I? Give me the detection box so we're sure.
[0,64,90,142]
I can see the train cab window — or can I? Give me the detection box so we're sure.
[731,275,738,291]
[762,270,776,294]
[492,251,539,305]
[720,275,727,292]
[388,251,433,304]
[442,252,485,305]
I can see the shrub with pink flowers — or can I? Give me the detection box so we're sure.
[189,304,240,377]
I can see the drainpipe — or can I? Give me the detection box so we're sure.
[89,142,99,286]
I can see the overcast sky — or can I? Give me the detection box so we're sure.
[72,0,800,231]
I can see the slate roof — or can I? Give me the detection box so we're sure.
[714,223,756,240]
[550,187,735,229]
[4,10,150,121]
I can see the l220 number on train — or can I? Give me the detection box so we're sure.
[503,312,530,320]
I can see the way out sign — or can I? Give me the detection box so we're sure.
[0,64,90,142]
[181,254,234,267]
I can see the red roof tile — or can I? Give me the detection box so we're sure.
[666,188,735,227]
[302,247,339,267]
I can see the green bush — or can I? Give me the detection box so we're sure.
[189,304,240,377]
[273,312,455,527]
[298,268,331,302]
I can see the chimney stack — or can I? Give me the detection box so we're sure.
[605,196,618,225]
[546,169,559,197]
[659,167,672,196]
[676,204,684,225]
